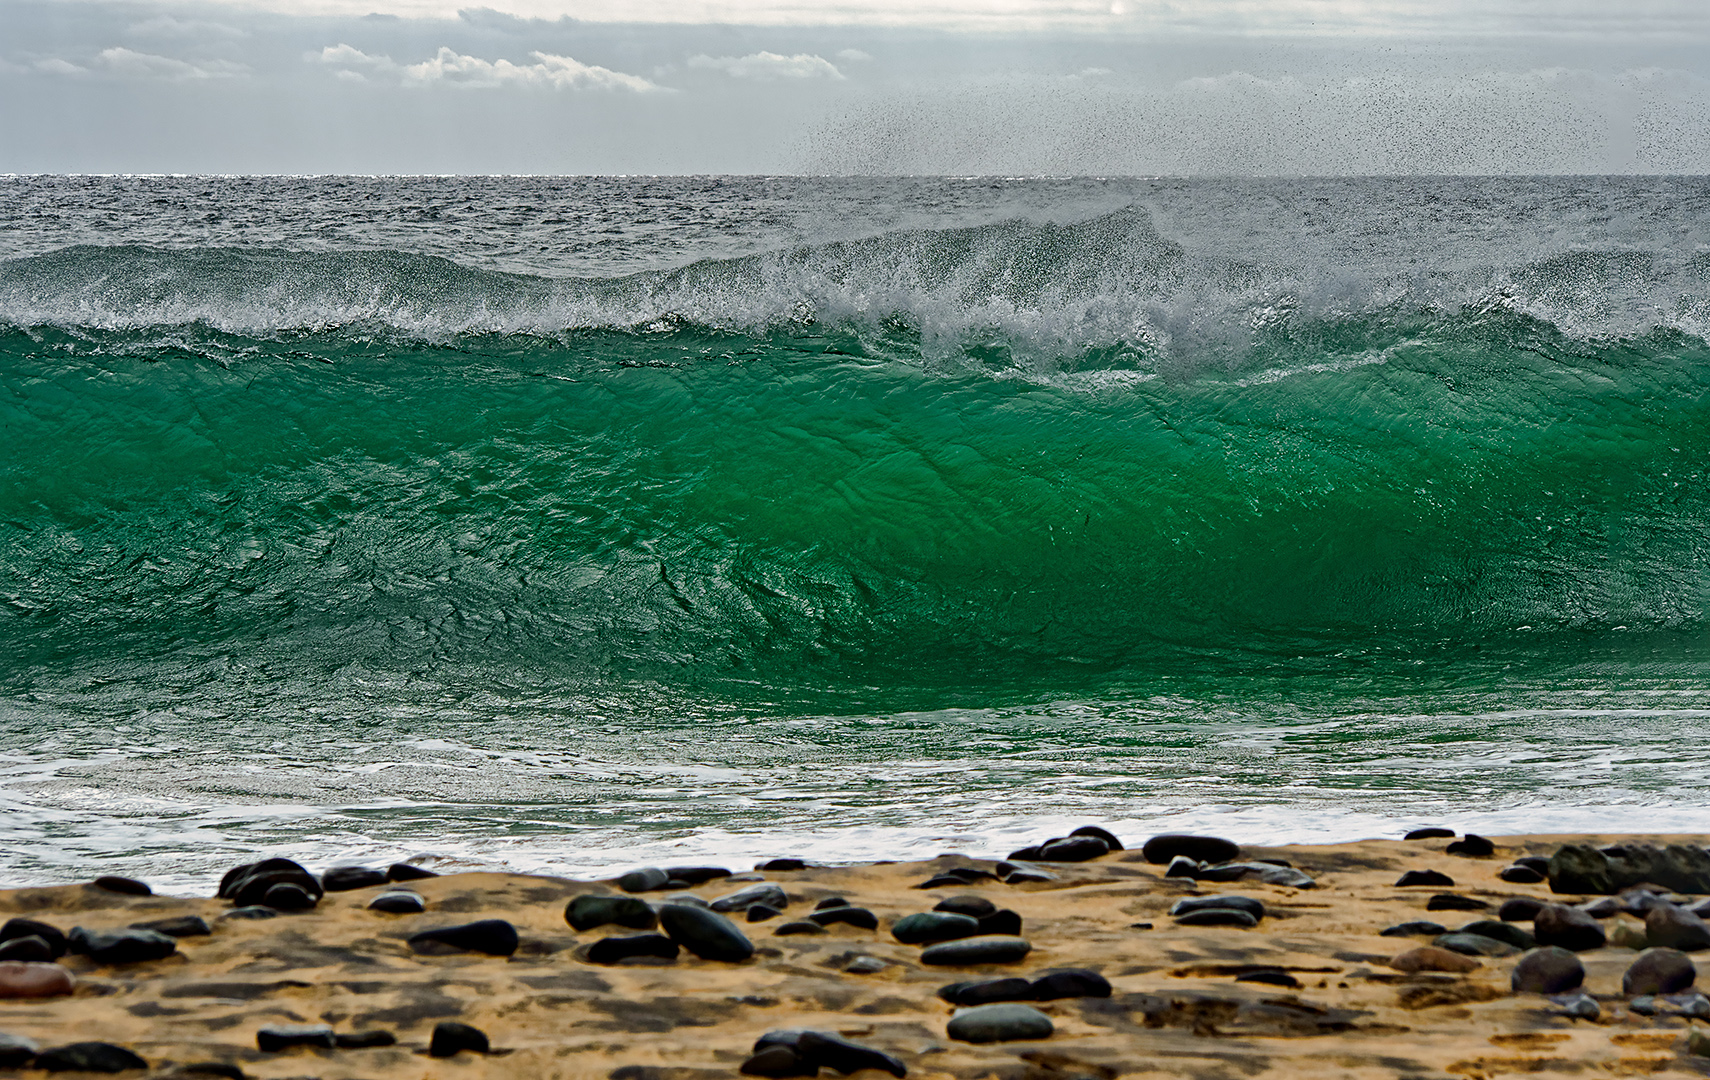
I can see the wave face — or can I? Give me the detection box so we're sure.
[4,178,1710,702]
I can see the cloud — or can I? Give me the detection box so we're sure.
[837,48,873,62]
[35,58,88,76]
[687,51,844,80]
[126,17,249,40]
[315,44,663,91]
[96,48,246,80]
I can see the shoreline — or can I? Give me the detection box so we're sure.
[2,831,1709,1078]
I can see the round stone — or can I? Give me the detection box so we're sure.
[1624,948,1697,995]
[947,1003,1054,1043]
[1511,946,1585,994]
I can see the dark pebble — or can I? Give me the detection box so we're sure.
[1499,866,1546,884]
[938,977,1035,1005]
[0,1034,37,1068]
[1500,898,1547,922]
[892,912,982,945]
[407,919,518,957]
[1426,894,1489,912]
[1647,904,1710,951]
[320,867,388,892]
[813,897,850,910]
[753,1030,905,1078]
[262,883,317,911]
[1433,932,1519,957]
[0,935,52,962]
[659,904,755,962]
[0,918,65,958]
[1404,828,1456,840]
[712,884,788,913]
[756,859,808,872]
[130,916,210,938]
[809,907,878,931]
[944,868,1001,884]
[75,928,177,965]
[1006,846,1044,861]
[386,863,439,882]
[217,861,260,899]
[91,876,150,896]
[773,921,827,936]
[740,1045,813,1077]
[1395,869,1455,887]
[229,866,321,909]
[977,910,1023,936]
[1176,908,1259,928]
[1624,948,1698,995]
[333,1031,396,1049]
[220,906,277,921]
[428,1021,489,1058]
[1458,920,1535,950]
[1036,836,1109,863]
[1446,834,1496,857]
[1379,921,1447,938]
[165,1064,245,1079]
[566,895,656,932]
[1003,870,1056,885]
[587,933,679,964]
[256,1024,335,1052]
[664,866,731,885]
[747,905,784,923]
[1169,895,1265,920]
[368,891,425,914]
[934,896,996,918]
[1236,970,1301,987]
[33,1042,147,1073]
[920,935,1031,966]
[1030,968,1111,1000]
[1578,896,1621,919]
[1534,904,1607,952]
[1511,946,1585,994]
[1069,825,1124,851]
[618,867,670,893]
[1164,857,1202,879]
[946,1002,1053,1043]
[1140,835,1240,866]
[1514,856,1551,874]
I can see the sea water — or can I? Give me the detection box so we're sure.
[4,175,1710,893]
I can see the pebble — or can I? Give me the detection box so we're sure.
[1169,895,1265,920]
[738,1045,808,1077]
[334,1031,397,1049]
[1534,905,1609,951]
[1404,828,1456,840]
[664,866,732,886]
[1445,834,1495,857]
[1069,825,1124,850]
[368,891,426,914]
[750,1030,906,1078]
[91,876,151,896]
[262,883,317,911]
[1432,933,1518,957]
[586,933,679,964]
[1175,908,1259,929]
[0,937,53,963]
[387,863,438,882]
[32,1042,147,1073]
[320,867,388,892]
[1005,845,1045,861]
[947,1002,1054,1043]
[891,912,982,945]
[0,919,65,958]
[934,896,996,918]
[756,858,808,872]
[1514,856,1551,874]
[1030,969,1112,1000]
[1235,970,1300,987]
[1140,835,1240,865]
[1164,857,1201,879]
[1578,897,1621,919]
[1457,920,1534,950]
[74,928,177,965]
[256,1024,335,1052]
[566,895,657,932]
[938,978,1035,1006]
[0,962,74,999]
[1426,894,1488,912]
[1624,948,1697,995]
[131,916,210,938]
[0,1033,37,1068]
[1549,991,1601,1020]
[219,907,276,921]
[429,1021,489,1058]
[1690,1025,1710,1057]
[407,919,518,957]
[1395,870,1454,887]
[1647,904,1710,951]
[1388,947,1481,974]
[711,884,788,913]
[1193,862,1315,888]
[658,904,755,962]
[1499,865,1546,884]
[618,867,670,893]
[1548,843,1710,896]
[225,861,322,908]
[977,910,1023,936]
[746,905,784,923]
[944,867,1001,884]
[1036,837,1109,863]
[1498,898,1547,922]
[1379,921,1447,938]
[772,921,826,936]
[814,898,849,910]
[920,935,1031,966]
[1511,946,1585,994]
[845,956,887,974]
[1003,870,1056,885]
[1612,921,1651,950]
[808,907,878,930]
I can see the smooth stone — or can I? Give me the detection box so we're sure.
[663,893,710,909]
[368,891,426,914]
[845,956,887,974]
[227,861,321,907]
[1426,894,1489,912]
[1623,889,1674,915]
[220,906,277,920]
[407,920,518,956]
[739,1045,812,1078]
[1624,948,1697,995]
[1236,970,1300,987]
[1433,933,1519,957]
[938,978,1035,1005]
[1163,856,1202,879]
[262,883,317,911]
[756,858,808,872]
[1175,908,1259,928]
[921,935,1031,966]
[429,1021,489,1057]
[1169,895,1265,920]
[658,904,754,962]
[0,1033,38,1068]
[747,905,784,922]
[0,918,65,958]
[1396,869,1455,888]
[386,863,439,882]
[1030,968,1112,1000]
[1205,862,1316,888]
[1649,904,1710,951]
[1579,896,1622,919]
[1663,991,1710,1018]
[0,937,53,963]
[772,921,826,936]
[892,912,982,945]
[1612,921,1652,950]
[1511,946,1585,993]
[1006,845,1044,862]
[1548,843,1710,896]
[130,916,210,938]
[947,1002,1054,1043]
[1500,898,1548,922]
[1380,921,1448,938]
[1003,870,1056,885]
[566,895,656,932]
[977,910,1023,936]
[1458,920,1535,950]
[1500,865,1546,884]
[753,1030,905,1078]
[664,866,732,885]
[813,898,850,910]
[77,929,177,965]
[711,884,788,913]
[1036,836,1109,863]
[809,906,878,930]
[334,1031,397,1049]
[944,867,1001,884]
[1389,946,1481,974]
[1405,828,1456,840]
[255,1024,335,1052]
[321,866,389,892]
[91,876,150,896]
[934,896,997,918]
[586,933,679,964]
[1550,991,1600,1019]
[1069,825,1124,851]
[1446,834,1496,858]
[1141,835,1240,865]
[0,962,74,999]
[33,1042,146,1073]
[217,861,260,898]
[618,867,670,893]
[1514,856,1551,874]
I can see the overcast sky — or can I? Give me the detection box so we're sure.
[3,0,1709,173]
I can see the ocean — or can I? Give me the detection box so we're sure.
[3,174,1710,893]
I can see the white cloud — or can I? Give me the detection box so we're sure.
[96,47,245,80]
[317,43,397,70]
[314,45,663,91]
[688,51,844,80]
[126,17,249,40]
[35,58,88,76]
[836,48,873,62]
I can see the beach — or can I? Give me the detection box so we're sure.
[2,831,1709,1078]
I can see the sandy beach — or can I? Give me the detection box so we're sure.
[3,832,1710,1079]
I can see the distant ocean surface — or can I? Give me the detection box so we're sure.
[4,175,1710,893]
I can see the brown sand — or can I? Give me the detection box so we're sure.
[2,834,1708,1079]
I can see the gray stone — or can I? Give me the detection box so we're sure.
[658,904,754,962]
[368,891,425,914]
[1549,992,1600,1020]
[75,928,177,966]
[1548,843,1710,896]
[1037,837,1108,862]
[129,916,210,938]
[933,896,997,918]
[1141,835,1240,865]
[1534,905,1607,952]
[1175,908,1258,928]
[1379,921,1447,938]
[407,920,518,956]
[947,1003,1054,1043]
[1169,895,1265,920]
[920,935,1032,966]
[892,912,982,945]
[753,1030,905,1078]
[566,895,656,932]
[256,1025,335,1052]
[711,884,788,913]
[1457,920,1535,950]
[33,1042,147,1073]
[1433,933,1519,957]
[1624,948,1697,995]
[663,893,710,909]
[1511,946,1585,994]
[618,867,670,893]
[845,956,887,974]
[1647,905,1710,951]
